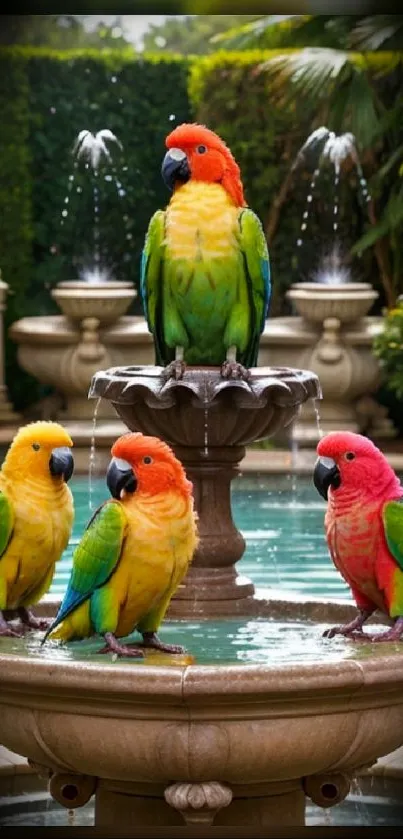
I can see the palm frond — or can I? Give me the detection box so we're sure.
[352,187,403,254]
[261,48,350,104]
[211,15,308,50]
[349,15,403,51]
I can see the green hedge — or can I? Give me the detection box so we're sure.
[0,48,192,410]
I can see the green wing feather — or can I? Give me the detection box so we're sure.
[0,491,15,559]
[42,500,127,641]
[383,499,403,572]
[140,209,166,365]
[238,208,271,368]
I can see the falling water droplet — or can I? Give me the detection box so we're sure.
[61,209,68,218]
[169,113,176,121]
[312,398,324,439]
[307,194,313,203]
[303,211,309,219]
[89,398,101,511]
[111,75,117,83]
[297,239,303,247]
[68,174,74,182]
[301,223,307,231]
[203,404,209,456]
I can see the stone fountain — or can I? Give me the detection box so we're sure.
[1,361,403,830]
[9,129,143,471]
[260,129,395,446]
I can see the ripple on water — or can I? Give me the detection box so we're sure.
[1,619,403,668]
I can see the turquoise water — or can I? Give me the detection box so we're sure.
[49,472,351,602]
[3,616,403,667]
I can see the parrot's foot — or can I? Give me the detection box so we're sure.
[98,632,145,658]
[220,360,251,381]
[0,614,22,638]
[365,617,403,643]
[17,608,52,632]
[141,631,186,654]
[163,360,187,381]
[323,609,374,640]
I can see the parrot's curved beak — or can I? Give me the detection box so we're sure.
[313,456,341,500]
[107,457,137,500]
[49,446,74,483]
[161,148,190,191]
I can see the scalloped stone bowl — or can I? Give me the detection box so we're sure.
[287,281,377,325]
[51,279,136,326]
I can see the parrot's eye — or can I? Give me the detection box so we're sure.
[196,145,207,154]
[32,443,40,451]
[143,456,153,465]
[345,451,355,461]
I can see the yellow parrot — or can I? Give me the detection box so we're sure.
[0,421,74,637]
[44,432,198,658]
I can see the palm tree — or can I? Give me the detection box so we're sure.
[216,15,403,305]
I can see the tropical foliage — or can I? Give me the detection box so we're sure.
[216,14,403,307]
[374,301,403,400]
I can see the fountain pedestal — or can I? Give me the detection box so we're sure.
[90,364,320,616]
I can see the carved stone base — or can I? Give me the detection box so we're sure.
[94,779,306,829]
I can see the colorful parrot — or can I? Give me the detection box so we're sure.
[43,432,198,658]
[140,123,270,381]
[0,421,74,637]
[313,431,403,642]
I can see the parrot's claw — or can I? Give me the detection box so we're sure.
[365,618,403,643]
[17,608,52,632]
[99,633,145,658]
[141,631,187,654]
[0,624,23,638]
[220,360,251,381]
[163,360,187,381]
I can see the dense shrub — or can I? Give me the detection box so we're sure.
[0,48,191,409]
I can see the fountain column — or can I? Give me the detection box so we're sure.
[169,444,254,616]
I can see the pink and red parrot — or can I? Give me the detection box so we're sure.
[313,431,403,642]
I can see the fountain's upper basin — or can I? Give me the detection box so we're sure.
[1,619,403,788]
[287,281,378,325]
[89,364,321,447]
[51,279,137,325]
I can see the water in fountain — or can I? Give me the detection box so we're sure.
[58,129,131,284]
[294,127,373,277]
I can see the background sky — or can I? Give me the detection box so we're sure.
[80,15,180,48]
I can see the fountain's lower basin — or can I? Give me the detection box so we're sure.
[1,615,403,828]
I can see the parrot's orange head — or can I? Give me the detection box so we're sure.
[162,123,246,207]
[107,432,193,500]
[313,431,401,501]
[1,421,74,483]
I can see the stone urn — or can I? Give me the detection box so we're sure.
[90,364,320,617]
[9,280,142,471]
[258,281,394,445]
[287,281,378,325]
[51,279,136,327]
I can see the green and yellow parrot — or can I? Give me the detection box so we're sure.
[141,123,271,380]
[0,421,74,636]
[43,432,198,658]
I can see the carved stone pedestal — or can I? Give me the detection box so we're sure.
[90,364,320,616]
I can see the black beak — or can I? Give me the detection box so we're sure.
[161,148,190,191]
[49,447,74,483]
[313,456,341,500]
[107,457,137,500]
